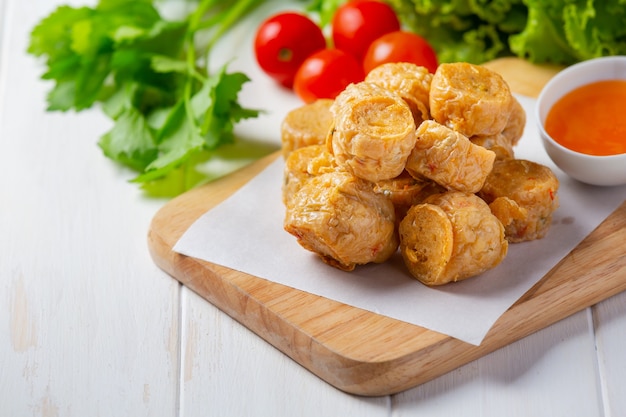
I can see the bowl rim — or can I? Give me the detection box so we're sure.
[535,55,626,160]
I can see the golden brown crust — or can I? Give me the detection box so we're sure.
[284,171,398,271]
[400,191,508,285]
[501,96,526,146]
[329,82,417,182]
[487,196,527,228]
[282,145,337,206]
[365,62,433,124]
[372,170,429,210]
[479,159,560,242]
[372,171,440,228]
[470,132,515,160]
[399,203,454,283]
[405,120,495,193]
[281,99,334,158]
[429,62,513,137]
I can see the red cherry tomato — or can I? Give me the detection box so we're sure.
[363,31,439,75]
[293,49,364,103]
[331,0,400,62]
[254,12,326,88]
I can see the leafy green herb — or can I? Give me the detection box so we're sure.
[28,0,265,196]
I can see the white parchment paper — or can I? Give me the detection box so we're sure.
[173,95,626,345]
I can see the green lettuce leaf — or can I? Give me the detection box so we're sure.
[387,0,626,65]
[386,0,526,63]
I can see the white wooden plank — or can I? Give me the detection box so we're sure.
[0,0,6,63]
[178,288,390,417]
[391,310,603,416]
[593,291,626,417]
[0,0,10,94]
[0,1,180,415]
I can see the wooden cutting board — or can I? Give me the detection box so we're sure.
[147,58,626,396]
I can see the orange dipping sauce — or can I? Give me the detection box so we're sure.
[544,79,626,156]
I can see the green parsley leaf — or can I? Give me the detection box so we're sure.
[29,0,267,197]
[98,106,157,171]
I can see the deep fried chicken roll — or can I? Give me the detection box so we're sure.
[284,171,398,271]
[399,191,508,285]
[405,120,495,193]
[479,159,559,242]
[429,62,513,137]
[329,82,416,182]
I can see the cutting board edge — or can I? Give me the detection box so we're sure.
[147,196,626,396]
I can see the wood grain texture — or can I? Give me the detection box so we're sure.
[592,291,626,414]
[178,287,390,416]
[1,2,181,414]
[148,58,626,396]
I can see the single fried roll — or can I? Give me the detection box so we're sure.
[365,62,433,124]
[399,191,508,285]
[284,171,398,271]
[281,99,334,158]
[329,82,416,182]
[479,159,560,242]
[429,62,513,137]
[405,120,495,193]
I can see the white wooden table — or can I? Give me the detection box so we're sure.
[2,1,626,416]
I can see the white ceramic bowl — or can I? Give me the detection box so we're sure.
[536,56,626,186]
